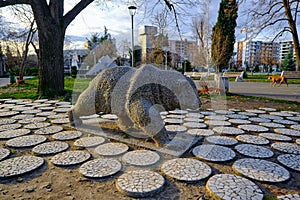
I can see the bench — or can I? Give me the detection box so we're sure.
[222,71,244,82]
[281,71,300,79]
[184,72,209,80]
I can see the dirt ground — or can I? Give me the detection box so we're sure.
[0,95,299,200]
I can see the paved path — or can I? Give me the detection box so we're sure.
[0,99,299,199]
[229,82,300,102]
[0,77,34,87]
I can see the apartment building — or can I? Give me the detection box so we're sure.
[237,40,280,68]
[280,41,295,64]
[168,39,198,65]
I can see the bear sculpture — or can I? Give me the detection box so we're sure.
[68,64,201,147]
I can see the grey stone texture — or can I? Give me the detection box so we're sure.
[68,65,201,146]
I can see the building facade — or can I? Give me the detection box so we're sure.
[138,26,158,62]
[237,40,280,69]
[168,39,198,66]
[279,41,295,65]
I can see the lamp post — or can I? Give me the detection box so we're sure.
[128,5,137,67]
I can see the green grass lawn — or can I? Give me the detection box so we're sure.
[0,77,91,101]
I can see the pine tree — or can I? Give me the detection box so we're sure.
[211,0,238,72]
[282,50,296,71]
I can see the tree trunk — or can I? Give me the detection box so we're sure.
[283,0,300,71]
[38,24,65,97]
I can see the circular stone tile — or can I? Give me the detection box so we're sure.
[161,158,211,181]
[192,144,236,162]
[23,122,51,130]
[122,150,160,166]
[206,174,263,200]
[79,158,122,178]
[232,158,290,182]
[100,114,118,120]
[186,113,204,118]
[228,119,251,124]
[169,109,188,115]
[236,134,269,145]
[215,110,234,115]
[235,144,274,158]
[205,136,238,146]
[47,114,68,119]
[12,106,32,112]
[55,101,71,106]
[32,141,69,155]
[238,125,269,132]
[0,148,10,161]
[286,116,300,122]
[187,129,214,136]
[52,131,82,141]
[116,170,165,198]
[166,114,185,119]
[183,117,204,122]
[12,114,35,120]
[183,122,207,129]
[291,124,300,131]
[95,143,129,156]
[0,119,16,125]
[277,154,300,172]
[0,123,22,132]
[164,118,184,124]
[0,156,44,178]
[50,118,69,124]
[274,128,300,137]
[18,117,47,124]
[259,114,283,120]
[39,106,55,111]
[0,129,31,139]
[238,112,257,117]
[248,117,271,123]
[271,142,300,154]
[34,126,63,135]
[258,122,285,128]
[51,150,91,166]
[277,194,300,200]
[205,120,231,126]
[273,119,298,125]
[226,114,249,119]
[0,111,19,118]
[36,111,56,117]
[297,139,300,145]
[53,108,69,113]
[6,135,47,148]
[165,125,187,132]
[245,109,266,114]
[259,133,292,142]
[259,107,277,112]
[213,126,245,135]
[205,115,228,121]
[270,112,293,117]
[74,136,105,148]
[34,99,49,103]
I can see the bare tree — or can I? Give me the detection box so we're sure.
[0,0,203,97]
[191,0,212,69]
[240,0,300,71]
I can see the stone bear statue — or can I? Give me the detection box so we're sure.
[68,64,201,147]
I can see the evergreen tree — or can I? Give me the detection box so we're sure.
[211,0,238,72]
[282,50,296,71]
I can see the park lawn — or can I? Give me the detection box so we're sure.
[0,77,91,100]
[233,74,300,84]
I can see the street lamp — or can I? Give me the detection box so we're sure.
[128,5,137,67]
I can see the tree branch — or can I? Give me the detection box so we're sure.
[0,0,30,7]
[63,0,94,29]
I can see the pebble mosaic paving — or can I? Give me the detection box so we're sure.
[0,99,299,199]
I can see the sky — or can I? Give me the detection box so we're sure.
[1,0,222,48]
[1,0,294,49]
